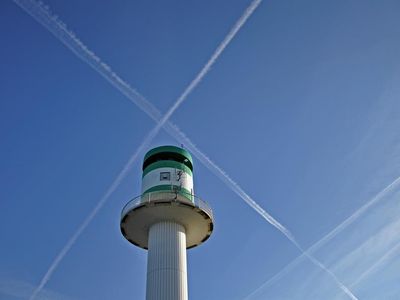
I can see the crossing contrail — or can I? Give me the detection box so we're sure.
[302,249,358,300]
[243,175,400,299]
[11,0,286,241]
[15,0,358,299]
[16,0,264,299]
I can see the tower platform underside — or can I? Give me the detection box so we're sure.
[120,192,214,249]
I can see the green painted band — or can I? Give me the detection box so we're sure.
[144,146,193,164]
[143,184,192,196]
[142,160,193,177]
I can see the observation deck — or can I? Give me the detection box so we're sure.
[121,191,214,249]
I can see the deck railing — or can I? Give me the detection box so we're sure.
[121,191,213,219]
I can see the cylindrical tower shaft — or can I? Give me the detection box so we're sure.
[146,221,188,300]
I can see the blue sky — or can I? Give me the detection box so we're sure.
[1,0,400,299]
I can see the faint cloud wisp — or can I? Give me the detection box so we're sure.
[244,175,400,299]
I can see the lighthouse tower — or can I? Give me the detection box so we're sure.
[120,145,214,300]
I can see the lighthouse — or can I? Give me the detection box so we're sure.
[120,145,214,300]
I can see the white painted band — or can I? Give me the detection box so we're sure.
[142,167,193,194]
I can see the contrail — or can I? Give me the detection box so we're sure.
[168,0,263,120]
[15,0,357,298]
[28,141,146,300]
[16,0,264,299]
[165,124,295,240]
[12,0,262,130]
[243,175,400,299]
[350,239,400,288]
[12,0,161,122]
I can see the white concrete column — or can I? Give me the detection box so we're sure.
[146,221,188,300]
